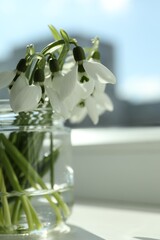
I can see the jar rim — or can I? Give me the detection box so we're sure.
[0,99,11,111]
[0,99,55,114]
[0,99,66,129]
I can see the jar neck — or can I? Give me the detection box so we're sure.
[0,100,64,128]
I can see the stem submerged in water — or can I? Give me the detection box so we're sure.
[0,168,12,228]
[0,147,42,230]
[0,132,70,232]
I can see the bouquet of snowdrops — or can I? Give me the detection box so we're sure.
[0,25,116,234]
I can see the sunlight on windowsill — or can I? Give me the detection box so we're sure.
[71,127,160,146]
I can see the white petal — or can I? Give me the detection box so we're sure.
[94,92,114,111]
[62,56,75,74]
[53,66,77,100]
[46,87,69,118]
[0,71,16,89]
[10,74,29,96]
[85,96,99,124]
[83,61,116,84]
[70,105,87,123]
[45,76,52,88]
[64,82,85,111]
[46,87,60,111]
[10,85,42,113]
[79,77,95,98]
[94,80,106,92]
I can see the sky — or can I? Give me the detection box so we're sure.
[1,0,160,103]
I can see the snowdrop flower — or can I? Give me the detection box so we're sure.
[62,79,90,115]
[10,74,42,113]
[0,26,116,124]
[69,81,113,124]
[62,54,75,74]
[0,58,42,113]
[73,46,116,85]
[45,58,77,118]
[0,58,28,90]
[45,73,70,118]
[62,46,116,116]
[61,46,116,123]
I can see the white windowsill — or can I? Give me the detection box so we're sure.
[71,127,160,206]
[68,200,160,240]
[71,127,160,146]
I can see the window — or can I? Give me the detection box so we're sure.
[1,0,160,127]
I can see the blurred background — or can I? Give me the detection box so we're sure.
[0,0,160,127]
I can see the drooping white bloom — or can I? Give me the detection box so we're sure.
[45,87,68,118]
[68,104,87,123]
[93,80,114,111]
[10,74,42,113]
[62,54,75,74]
[52,69,77,101]
[62,79,89,115]
[45,69,77,118]
[60,64,96,110]
[83,60,116,84]
[0,39,116,124]
[69,81,114,124]
[59,53,116,123]
[73,46,116,86]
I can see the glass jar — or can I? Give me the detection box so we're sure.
[0,100,74,239]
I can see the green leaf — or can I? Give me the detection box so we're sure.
[42,39,64,55]
[60,29,70,43]
[48,25,61,40]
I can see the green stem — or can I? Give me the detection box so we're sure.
[0,133,66,223]
[42,195,62,224]
[11,199,21,225]
[42,39,65,55]
[58,43,70,70]
[0,168,12,227]
[54,192,70,218]
[21,196,35,230]
[24,198,42,229]
[26,198,42,229]
[1,133,48,188]
[50,133,54,188]
[0,147,42,230]
[0,209,4,226]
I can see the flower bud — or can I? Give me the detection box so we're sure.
[49,58,59,73]
[16,58,27,72]
[73,46,86,62]
[34,69,45,83]
[91,51,100,61]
